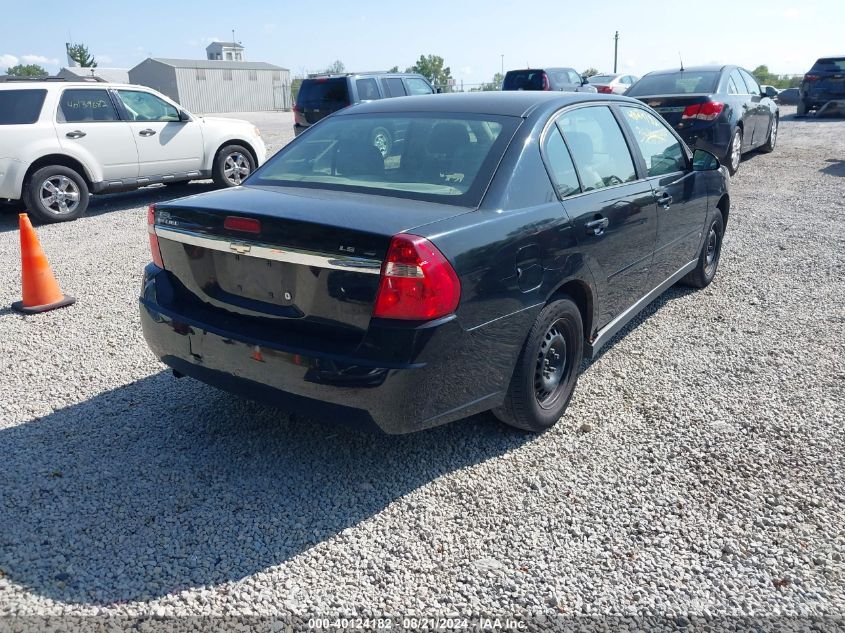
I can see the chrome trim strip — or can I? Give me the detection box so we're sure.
[154,226,383,275]
[587,258,697,358]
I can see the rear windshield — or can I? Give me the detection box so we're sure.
[503,70,547,91]
[588,75,616,83]
[296,78,349,109]
[627,72,720,96]
[249,113,520,207]
[0,89,46,124]
[811,58,845,72]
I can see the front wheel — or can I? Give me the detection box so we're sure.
[493,298,584,433]
[680,213,724,289]
[760,115,778,153]
[724,127,742,176]
[212,145,255,187]
[24,165,89,223]
[796,100,808,117]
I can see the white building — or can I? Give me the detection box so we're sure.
[206,42,245,62]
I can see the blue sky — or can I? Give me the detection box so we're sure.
[1,0,840,83]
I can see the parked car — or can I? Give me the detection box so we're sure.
[293,72,435,144]
[587,73,639,95]
[502,68,597,93]
[626,65,778,175]
[0,80,265,223]
[777,87,800,105]
[798,56,845,116]
[141,92,729,434]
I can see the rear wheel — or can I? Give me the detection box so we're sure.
[680,213,724,289]
[493,298,584,433]
[24,165,89,223]
[724,127,742,175]
[760,115,778,153]
[212,145,255,187]
[797,100,808,116]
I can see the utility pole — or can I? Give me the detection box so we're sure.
[613,31,619,73]
[501,54,504,77]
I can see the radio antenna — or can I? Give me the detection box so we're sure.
[679,52,684,71]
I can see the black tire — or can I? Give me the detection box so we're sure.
[23,165,89,223]
[724,127,742,176]
[371,126,393,158]
[796,100,808,117]
[759,115,778,153]
[212,144,255,188]
[493,298,584,432]
[680,213,724,289]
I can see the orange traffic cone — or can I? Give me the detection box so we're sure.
[11,214,75,314]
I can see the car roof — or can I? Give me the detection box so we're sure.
[0,81,154,91]
[644,65,730,76]
[337,91,640,118]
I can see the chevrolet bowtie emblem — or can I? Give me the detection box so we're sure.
[229,242,251,254]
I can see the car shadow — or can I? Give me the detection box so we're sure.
[0,371,529,606]
[0,182,219,234]
[820,159,845,178]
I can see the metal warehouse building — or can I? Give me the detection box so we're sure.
[128,58,291,113]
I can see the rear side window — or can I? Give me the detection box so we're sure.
[627,72,720,96]
[557,106,637,191]
[356,78,380,101]
[812,58,845,72]
[0,89,46,124]
[404,77,433,96]
[503,70,547,91]
[620,107,686,176]
[543,127,581,197]
[296,78,350,110]
[381,78,406,97]
[58,89,119,122]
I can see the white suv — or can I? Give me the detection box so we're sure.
[0,80,266,222]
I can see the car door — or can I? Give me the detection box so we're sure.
[553,105,658,327]
[114,89,204,179]
[54,87,139,182]
[618,105,708,285]
[729,69,757,149]
[738,68,768,146]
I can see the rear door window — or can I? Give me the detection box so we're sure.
[620,107,687,176]
[381,78,407,97]
[296,78,350,110]
[57,89,120,122]
[730,69,749,94]
[567,70,582,85]
[404,77,433,95]
[0,89,46,124]
[738,69,760,95]
[557,106,637,191]
[355,78,381,101]
[543,127,581,198]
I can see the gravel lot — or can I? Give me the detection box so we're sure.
[0,107,843,627]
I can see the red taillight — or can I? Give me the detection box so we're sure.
[373,234,461,321]
[597,85,612,93]
[224,216,261,233]
[542,73,550,91]
[804,74,820,82]
[147,204,164,268]
[292,103,300,113]
[681,101,724,121]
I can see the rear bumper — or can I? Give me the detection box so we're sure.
[139,265,521,434]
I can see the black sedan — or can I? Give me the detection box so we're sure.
[140,92,729,434]
[627,65,779,175]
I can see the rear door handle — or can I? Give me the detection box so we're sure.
[585,216,609,236]
[65,130,86,139]
[139,129,157,137]
[654,190,673,209]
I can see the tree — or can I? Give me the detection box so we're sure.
[582,68,600,78]
[752,64,773,85]
[387,65,399,73]
[66,42,97,67]
[6,63,48,77]
[325,59,345,74]
[406,54,453,91]
[481,72,504,91]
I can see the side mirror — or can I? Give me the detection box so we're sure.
[692,148,720,171]
[435,87,443,94]
[581,76,589,85]
[178,110,191,122]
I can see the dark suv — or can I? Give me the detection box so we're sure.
[502,68,597,93]
[293,72,435,141]
[798,56,845,116]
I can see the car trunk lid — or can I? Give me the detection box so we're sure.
[634,94,714,127]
